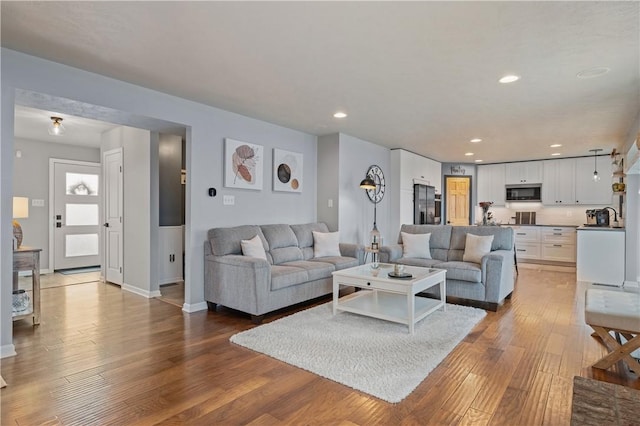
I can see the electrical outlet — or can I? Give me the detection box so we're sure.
[328,199,333,208]
[223,195,235,206]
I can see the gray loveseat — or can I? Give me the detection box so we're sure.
[379,225,515,311]
[204,222,364,322]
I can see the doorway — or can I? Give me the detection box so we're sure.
[50,159,101,271]
[445,176,472,225]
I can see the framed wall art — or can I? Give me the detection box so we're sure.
[224,138,264,190]
[273,148,303,193]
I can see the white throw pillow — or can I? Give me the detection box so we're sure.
[401,232,432,259]
[313,231,341,257]
[241,234,267,260]
[463,234,494,264]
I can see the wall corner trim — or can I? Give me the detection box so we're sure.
[182,301,208,313]
[121,284,161,299]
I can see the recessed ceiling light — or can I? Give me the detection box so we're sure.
[474,159,483,163]
[576,67,610,79]
[470,138,482,143]
[550,144,562,148]
[551,153,562,156]
[333,112,347,118]
[499,75,520,84]
[465,152,474,156]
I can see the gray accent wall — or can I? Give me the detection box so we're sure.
[317,134,340,231]
[13,138,100,271]
[159,133,183,226]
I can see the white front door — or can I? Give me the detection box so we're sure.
[52,160,101,270]
[103,148,124,285]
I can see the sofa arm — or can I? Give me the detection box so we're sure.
[204,253,271,315]
[379,244,403,263]
[481,250,515,303]
[339,243,365,264]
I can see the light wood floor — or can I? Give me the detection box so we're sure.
[2,268,638,425]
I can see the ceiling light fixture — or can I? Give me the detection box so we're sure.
[465,152,474,156]
[551,153,561,156]
[48,116,65,136]
[333,112,347,118]
[589,148,602,182]
[499,75,520,84]
[470,138,482,143]
[577,67,610,79]
[550,144,562,148]
[474,159,483,163]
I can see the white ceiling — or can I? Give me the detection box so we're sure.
[2,2,639,162]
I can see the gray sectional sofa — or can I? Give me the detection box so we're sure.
[204,222,364,322]
[379,224,515,311]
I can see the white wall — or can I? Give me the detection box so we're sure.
[13,138,100,270]
[338,134,391,246]
[1,48,319,354]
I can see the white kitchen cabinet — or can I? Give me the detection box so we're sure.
[542,158,576,205]
[540,226,576,262]
[506,161,543,184]
[398,149,441,192]
[574,157,613,205]
[477,163,506,206]
[158,226,184,285]
[512,225,576,263]
[577,228,625,285]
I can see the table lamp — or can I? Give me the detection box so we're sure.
[13,197,29,249]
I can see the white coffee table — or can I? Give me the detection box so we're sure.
[332,263,446,334]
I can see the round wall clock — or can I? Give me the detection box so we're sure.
[366,165,385,203]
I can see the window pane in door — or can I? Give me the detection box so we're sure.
[65,234,99,257]
[66,204,99,226]
[66,173,99,196]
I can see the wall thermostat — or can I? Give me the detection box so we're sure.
[208,188,217,197]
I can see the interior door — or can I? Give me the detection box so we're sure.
[53,160,101,270]
[445,176,471,225]
[103,148,124,285]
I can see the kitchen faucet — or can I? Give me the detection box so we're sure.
[602,207,618,224]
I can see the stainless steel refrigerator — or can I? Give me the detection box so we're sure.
[414,184,437,224]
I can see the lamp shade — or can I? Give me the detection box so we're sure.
[13,197,29,219]
[359,176,376,189]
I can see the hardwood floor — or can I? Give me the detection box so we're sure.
[2,268,638,425]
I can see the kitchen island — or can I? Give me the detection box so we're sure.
[576,226,625,286]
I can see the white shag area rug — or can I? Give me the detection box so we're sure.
[230,302,486,403]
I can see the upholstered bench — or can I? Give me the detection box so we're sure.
[585,288,640,373]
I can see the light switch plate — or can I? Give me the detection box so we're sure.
[223,195,235,206]
[32,199,45,207]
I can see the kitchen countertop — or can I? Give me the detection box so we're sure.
[577,225,625,232]
[504,224,579,228]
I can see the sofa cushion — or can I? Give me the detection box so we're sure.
[292,223,330,260]
[449,226,513,261]
[313,231,341,257]
[309,256,359,271]
[240,234,267,260]
[398,225,451,261]
[280,260,335,281]
[261,224,303,264]
[463,234,494,264]
[401,232,432,259]
[436,261,482,283]
[208,225,269,257]
[271,265,310,291]
[396,258,442,268]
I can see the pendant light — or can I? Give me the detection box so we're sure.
[48,116,65,136]
[589,149,602,182]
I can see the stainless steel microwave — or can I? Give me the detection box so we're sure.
[505,185,541,201]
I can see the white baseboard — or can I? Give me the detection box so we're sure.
[624,280,639,288]
[183,301,207,313]
[158,278,184,286]
[1,344,17,358]
[121,283,162,299]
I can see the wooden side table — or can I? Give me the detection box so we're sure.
[12,246,41,325]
